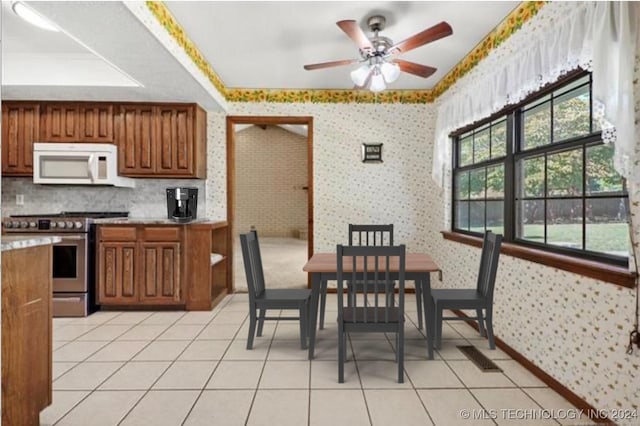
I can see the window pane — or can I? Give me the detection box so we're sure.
[470,201,485,233]
[517,200,544,242]
[523,101,551,150]
[455,201,470,231]
[547,149,583,196]
[469,168,486,199]
[459,136,473,167]
[554,84,590,142]
[474,126,490,163]
[491,120,507,158]
[547,199,582,249]
[586,144,624,194]
[586,198,630,256]
[518,156,545,198]
[486,164,504,198]
[455,171,469,200]
[486,200,504,234]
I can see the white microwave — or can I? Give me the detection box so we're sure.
[33,143,135,188]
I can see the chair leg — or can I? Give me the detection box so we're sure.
[300,302,308,350]
[257,308,266,337]
[319,280,327,330]
[435,306,443,349]
[247,308,257,350]
[476,308,486,337]
[398,327,404,383]
[486,308,496,350]
[415,281,423,330]
[338,326,345,383]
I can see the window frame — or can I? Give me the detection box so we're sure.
[450,70,630,268]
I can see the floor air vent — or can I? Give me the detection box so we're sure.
[456,345,502,372]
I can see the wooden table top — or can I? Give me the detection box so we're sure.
[303,253,440,273]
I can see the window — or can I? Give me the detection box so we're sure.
[452,73,630,265]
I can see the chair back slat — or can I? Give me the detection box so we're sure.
[349,224,394,246]
[240,231,266,302]
[476,231,502,299]
[337,244,405,325]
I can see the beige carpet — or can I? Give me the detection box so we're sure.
[234,236,308,291]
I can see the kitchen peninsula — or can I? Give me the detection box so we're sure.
[94,219,229,310]
[2,235,60,425]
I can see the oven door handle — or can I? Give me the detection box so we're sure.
[57,235,87,241]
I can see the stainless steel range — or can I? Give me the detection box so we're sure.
[3,211,129,317]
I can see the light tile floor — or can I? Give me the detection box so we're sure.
[43,293,587,426]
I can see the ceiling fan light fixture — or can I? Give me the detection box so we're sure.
[380,61,400,83]
[11,1,59,32]
[369,69,386,92]
[350,63,371,87]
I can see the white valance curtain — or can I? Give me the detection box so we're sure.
[432,1,639,187]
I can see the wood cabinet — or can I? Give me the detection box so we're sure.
[2,243,53,425]
[97,222,228,310]
[2,102,40,176]
[115,103,206,178]
[98,242,138,305]
[97,225,184,306]
[2,100,206,178]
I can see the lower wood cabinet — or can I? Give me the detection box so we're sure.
[2,243,53,425]
[97,222,229,309]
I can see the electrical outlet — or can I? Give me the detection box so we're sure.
[16,194,24,206]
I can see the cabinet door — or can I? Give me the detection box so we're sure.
[156,105,194,176]
[139,242,181,304]
[41,103,80,142]
[116,105,156,175]
[97,242,138,305]
[1,103,40,176]
[79,104,113,142]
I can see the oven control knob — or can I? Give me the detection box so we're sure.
[50,222,57,228]
[74,221,83,229]
[29,221,37,228]
[4,221,12,229]
[19,221,28,228]
[66,221,74,229]
[11,221,20,229]
[57,221,66,229]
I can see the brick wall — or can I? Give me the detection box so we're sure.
[234,125,308,238]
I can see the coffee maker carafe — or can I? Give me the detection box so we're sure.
[166,187,198,223]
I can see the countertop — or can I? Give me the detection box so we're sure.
[1,235,63,252]
[93,217,224,225]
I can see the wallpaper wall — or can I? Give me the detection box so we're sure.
[204,2,639,416]
[234,125,308,238]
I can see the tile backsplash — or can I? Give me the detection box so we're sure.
[1,177,205,218]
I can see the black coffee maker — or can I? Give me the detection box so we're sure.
[166,187,198,223]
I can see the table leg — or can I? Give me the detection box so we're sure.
[421,274,434,360]
[308,272,321,360]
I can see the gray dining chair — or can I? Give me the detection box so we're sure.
[431,231,502,349]
[336,244,406,383]
[240,230,311,350]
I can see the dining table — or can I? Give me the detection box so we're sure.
[302,252,441,360]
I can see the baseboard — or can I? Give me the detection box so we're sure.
[452,309,614,425]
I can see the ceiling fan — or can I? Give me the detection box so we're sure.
[303,15,453,92]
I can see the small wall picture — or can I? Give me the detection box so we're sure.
[361,143,383,163]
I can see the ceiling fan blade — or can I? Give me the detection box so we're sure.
[394,59,437,78]
[389,21,452,54]
[337,20,374,52]
[303,59,358,70]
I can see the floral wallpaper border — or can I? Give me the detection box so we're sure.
[145,1,546,104]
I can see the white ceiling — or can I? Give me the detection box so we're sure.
[1,1,519,107]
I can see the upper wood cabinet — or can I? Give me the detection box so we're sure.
[1,101,206,178]
[41,103,114,143]
[2,102,40,176]
[115,103,206,178]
